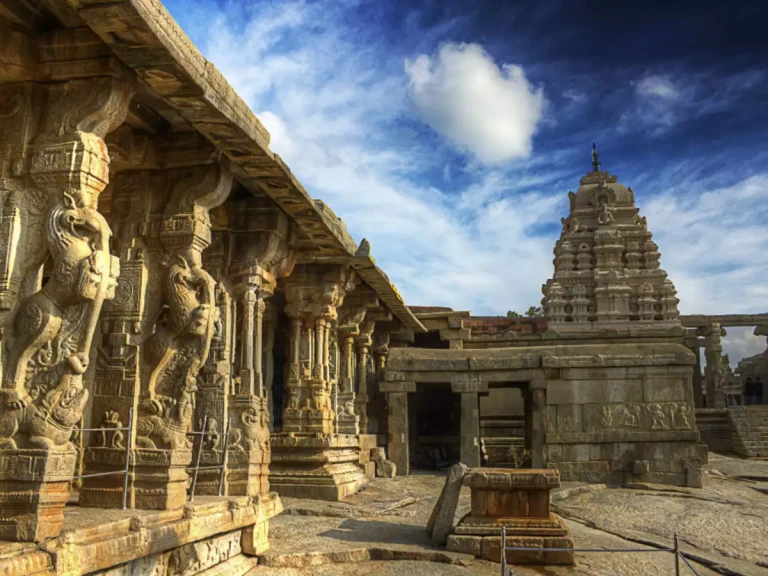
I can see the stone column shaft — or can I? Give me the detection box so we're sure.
[254,298,264,397]
[530,385,547,469]
[355,342,371,432]
[240,288,256,395]
[387,392,409,475]
[460,392,481,467]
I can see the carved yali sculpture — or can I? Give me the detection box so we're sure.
[134,163,231,452]
[136,254,217,450]
[0,193,119,451]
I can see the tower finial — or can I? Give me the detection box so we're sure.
[592,142,600,172]
[591,142,601,172]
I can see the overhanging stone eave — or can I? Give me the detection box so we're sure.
[350,254,426,334]
[69,0,357,259]
[414,310,472,319]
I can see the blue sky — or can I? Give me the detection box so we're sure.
[163,0,768,364]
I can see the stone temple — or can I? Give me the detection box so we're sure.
[0,1,765,574]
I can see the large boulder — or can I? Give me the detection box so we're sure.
[426,462,469,545]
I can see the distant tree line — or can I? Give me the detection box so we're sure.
[506,306,543,318]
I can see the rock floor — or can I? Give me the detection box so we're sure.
[249,455,768,575]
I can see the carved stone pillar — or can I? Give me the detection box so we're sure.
[372,332,390,438]
[271,263,368,500]
[226,281,270,497]
[193,230,234,495]
[0,77,131,540]
[225,206,296,497]
[700,324,726,409]
[354,325,374,434]
[80,149,232,510]
[335,286,378,436]
[684,329,704,408]
[336,333,358,434]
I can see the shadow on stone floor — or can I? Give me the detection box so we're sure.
[318,518,435,547]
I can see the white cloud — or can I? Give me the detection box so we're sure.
[404,43,546,165]
[635,75,680,100]
[562,88,586,104]
[642,173,768,315]
[623,70,762,136]
[721,327,765,369]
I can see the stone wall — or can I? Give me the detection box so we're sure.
[546,363,703,486]
[384,343,703,487]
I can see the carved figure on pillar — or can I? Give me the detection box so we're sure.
[271,264,369,500]
[0,77,132,541]
[225,211,296,496]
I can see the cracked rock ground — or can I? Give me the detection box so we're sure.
[249,454,768,575]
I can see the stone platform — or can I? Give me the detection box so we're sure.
[447,468,574,565]
[0,493,282,576]
[270,434,368,500]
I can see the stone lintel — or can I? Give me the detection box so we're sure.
[379,381,416,393]
[439,328,471,340]
[451,375,489,394]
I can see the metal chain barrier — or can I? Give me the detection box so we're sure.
[186,416,232,501]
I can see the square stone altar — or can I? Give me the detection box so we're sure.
[446,468,574,565]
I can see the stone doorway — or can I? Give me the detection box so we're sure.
[409,382,461,470]
[481,383,531,468]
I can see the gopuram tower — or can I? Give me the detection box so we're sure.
[541,145,681,330]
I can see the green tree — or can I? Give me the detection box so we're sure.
[525,306,543,318]
[506,310,521,318]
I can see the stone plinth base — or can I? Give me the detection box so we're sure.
[131,448,193,510]
[269,433,367,500]
[446,468,574,566]
[0,450,76,542]
[224,450,269,497]
[0,493,283,576]
[81,447,192,510]
[80,447,128,509]
[448,533,574,565]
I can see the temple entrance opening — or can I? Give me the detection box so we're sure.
[481,384,531,468]
[409,382,461,470]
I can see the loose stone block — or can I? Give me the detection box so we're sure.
[427,462,469,545]
[375,459,397,478]
[370,447,386,462]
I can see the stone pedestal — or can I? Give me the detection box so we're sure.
[447,468,574,565]
[131,449,193,510]
[79,447,128,508]
[269,434,367,500]
[0,450,76,542]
